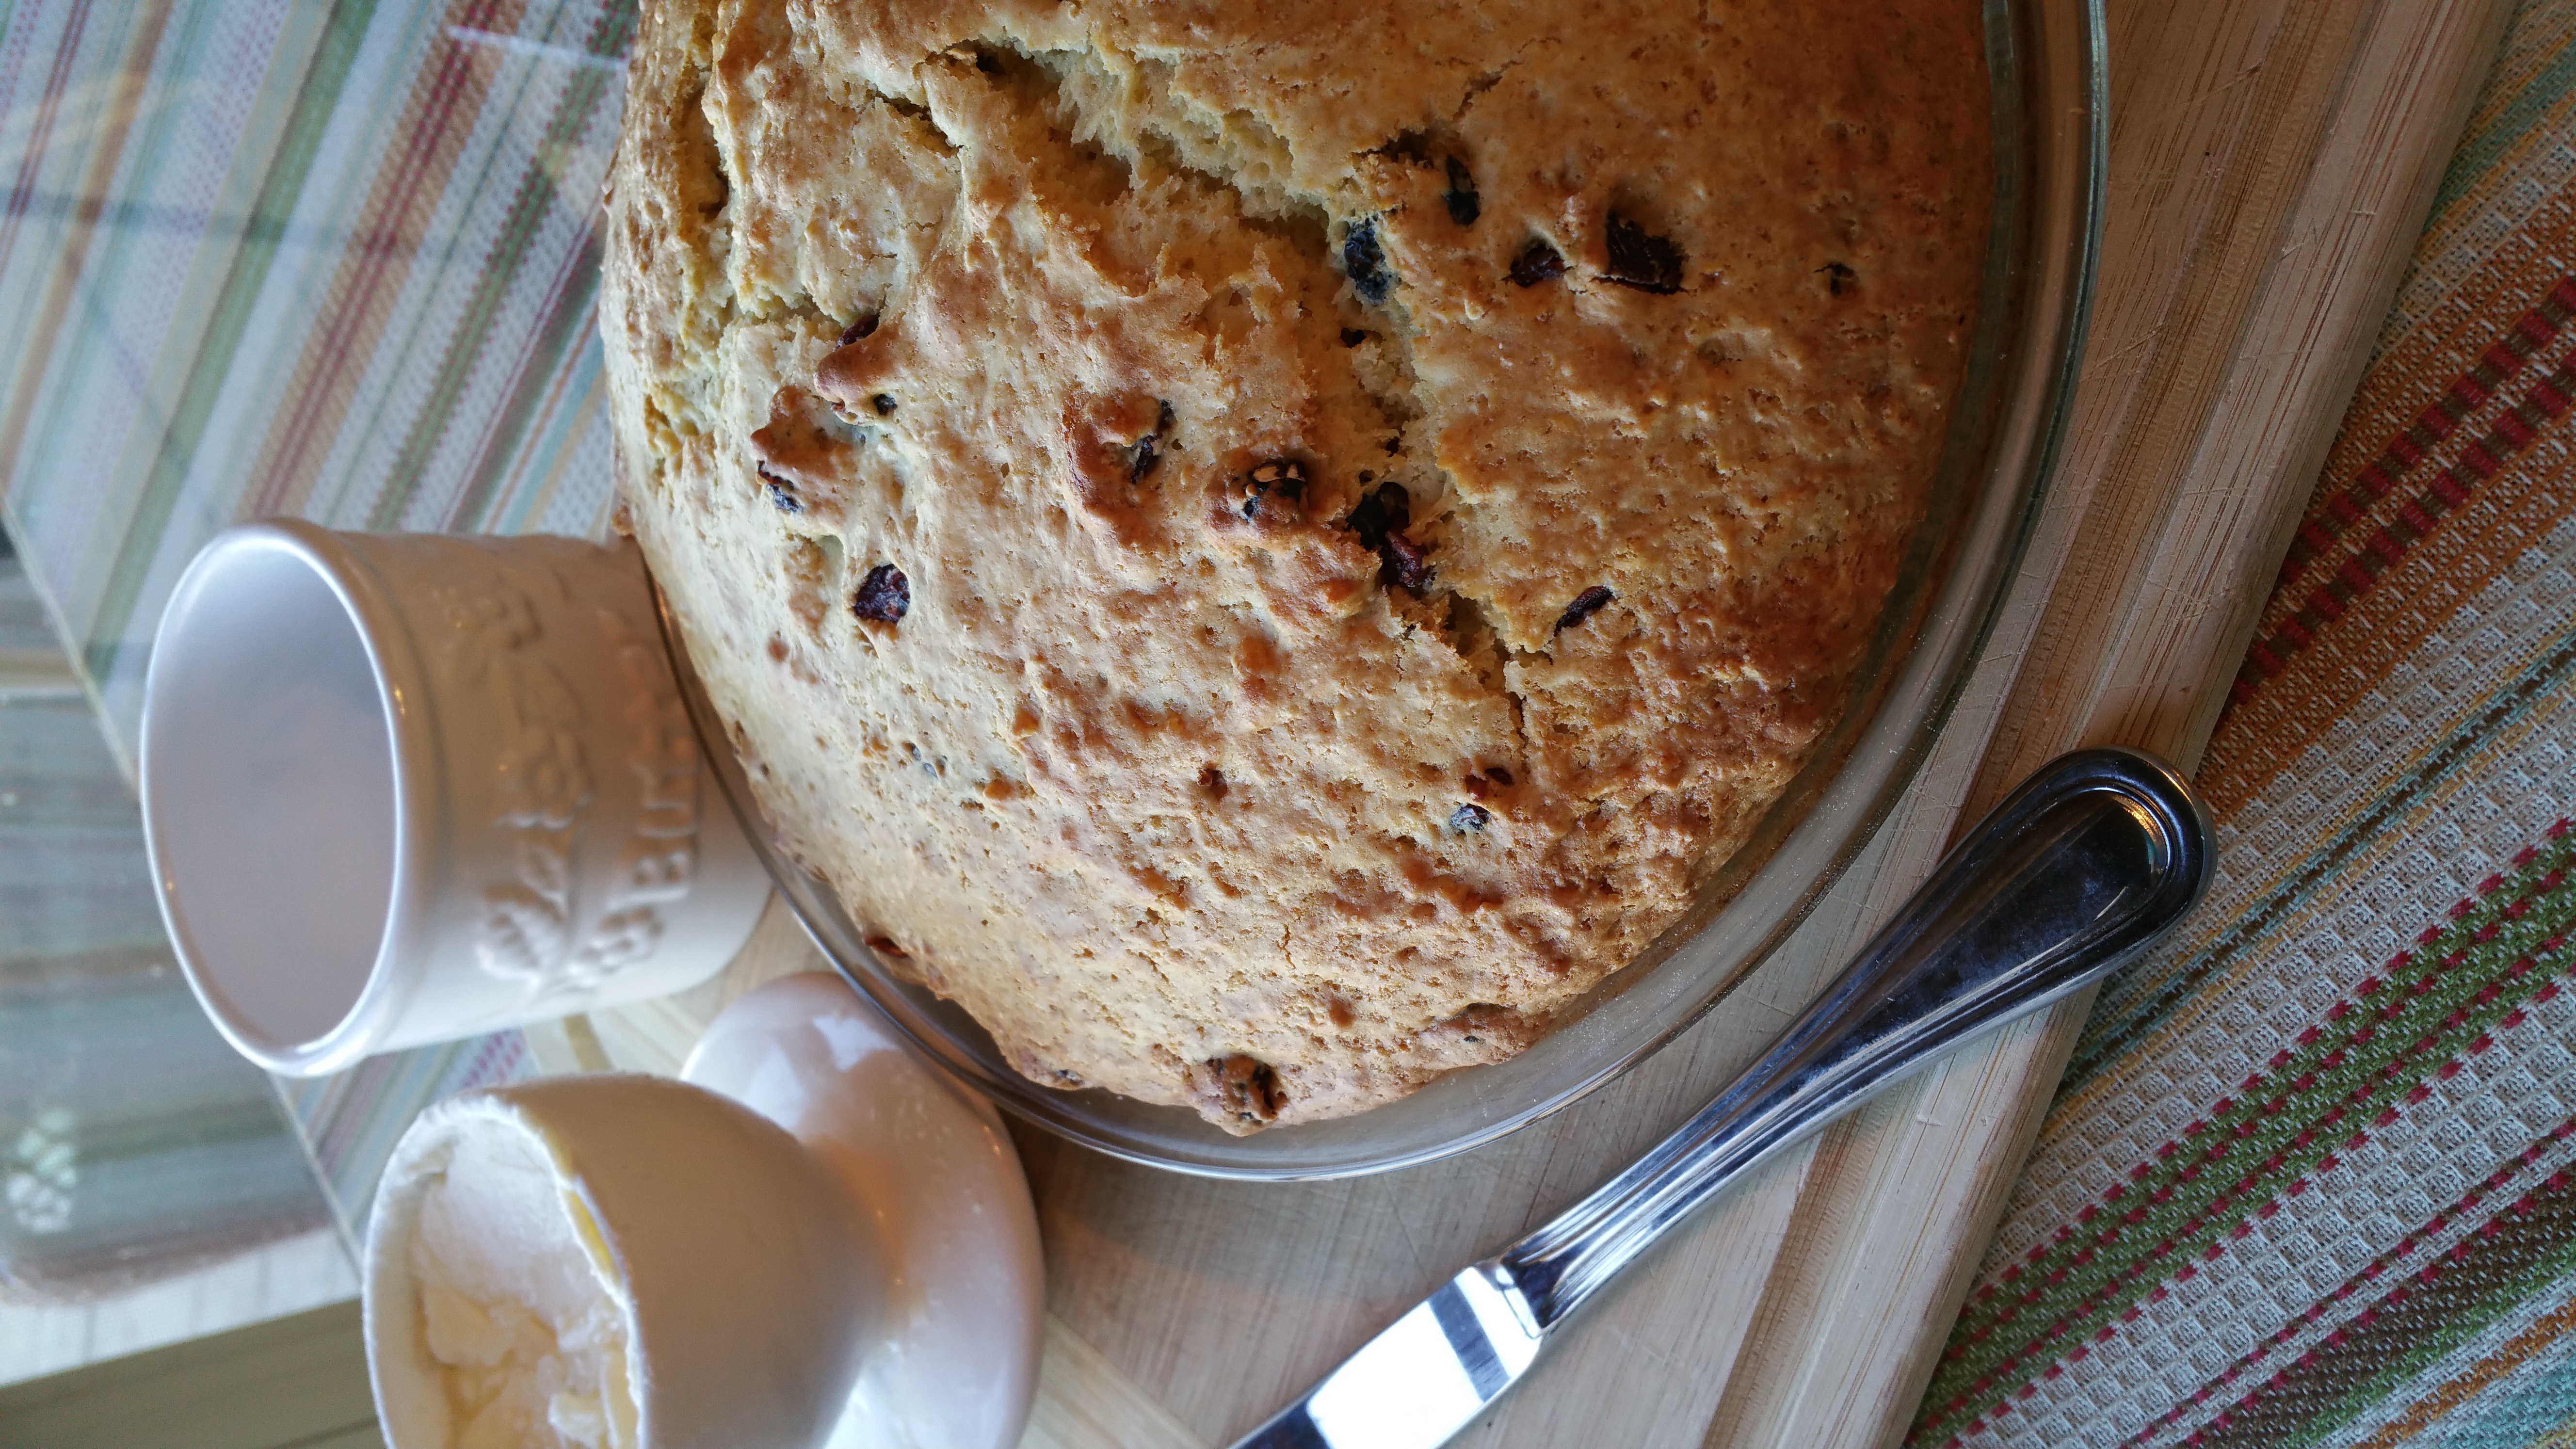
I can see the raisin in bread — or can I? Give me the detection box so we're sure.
[600,0,1990,1131]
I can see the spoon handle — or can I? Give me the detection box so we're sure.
[1496,747,2214,1331]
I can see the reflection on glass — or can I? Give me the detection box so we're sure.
[0,539,342,1342]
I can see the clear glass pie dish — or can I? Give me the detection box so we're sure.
[655,0,2107,1180]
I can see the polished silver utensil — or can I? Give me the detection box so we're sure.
[1229,746,2213,1449]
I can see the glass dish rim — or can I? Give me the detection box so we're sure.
[652,0,2109,1181]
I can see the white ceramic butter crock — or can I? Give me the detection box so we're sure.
[141,521,771,1075]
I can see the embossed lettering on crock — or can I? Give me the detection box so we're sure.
[433,547,711,1011]
[566,606,710,979]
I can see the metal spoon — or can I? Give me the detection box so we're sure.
[1231,746,2214,1449]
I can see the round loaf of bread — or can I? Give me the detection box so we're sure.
[600,0,1990,1131]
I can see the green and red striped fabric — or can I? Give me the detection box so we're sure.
[0,0,631,766]
[1917,5,2576,1446]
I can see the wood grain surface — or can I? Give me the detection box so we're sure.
[583,2,2513,1444]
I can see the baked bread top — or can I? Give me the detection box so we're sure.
[601,0,1990,1130]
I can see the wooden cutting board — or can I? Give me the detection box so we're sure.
[574,2,2512,1444]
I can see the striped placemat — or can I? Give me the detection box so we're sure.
[0,0,630,764]
[270,1030,528,1235]
[1913,5,2576,1447]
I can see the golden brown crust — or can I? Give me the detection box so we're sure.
[600,0,1989,1130]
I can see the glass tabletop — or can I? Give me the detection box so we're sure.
[0,0,642,1243]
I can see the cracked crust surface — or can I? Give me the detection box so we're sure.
[600,0,1990,1131]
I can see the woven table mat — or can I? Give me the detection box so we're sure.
[0,0,630,757]
[1910,6,2576,1447]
